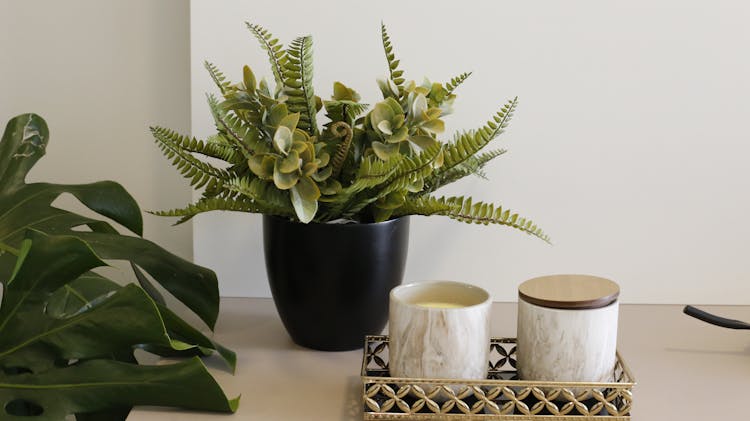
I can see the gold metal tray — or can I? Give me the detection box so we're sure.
[361,335,635,420]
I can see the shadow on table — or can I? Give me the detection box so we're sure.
[664,344,750,357]
[341,375,363,421]
[212,303,298,352]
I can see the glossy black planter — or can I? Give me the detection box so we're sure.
[263,215,409,351]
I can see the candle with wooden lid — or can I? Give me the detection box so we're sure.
[516,274,620,383]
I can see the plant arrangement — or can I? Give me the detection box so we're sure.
[152,23,548,242]
[0,114,237,420]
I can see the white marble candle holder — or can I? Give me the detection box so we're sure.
[388,281,491,381]
[516,274,620,385]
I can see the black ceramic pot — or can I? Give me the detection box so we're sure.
[263,215,410,351]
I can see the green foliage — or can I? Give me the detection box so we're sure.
[380,23,406,99]
[283,36,319,136]
[445,72,472,96]
[0,114,237,420]
[393,195,550,243]
[152,22,548,242]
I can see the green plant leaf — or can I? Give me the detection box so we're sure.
[290,175,320,223]
[380,23,406,98]
[63,232,220,329]
[372,141,400,160]
[0,114,235,417]
[155,23,549,240]
[283,36,319,136]
[0,114,47,191]
[0,357,238,420]
[273,126,293,154]
[246,22,287,92]
[0,232,237,419]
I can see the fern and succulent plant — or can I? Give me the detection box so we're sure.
[152,23,548,242]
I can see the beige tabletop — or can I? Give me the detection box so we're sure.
[128,298,750,420]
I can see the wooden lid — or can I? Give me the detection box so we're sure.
[518,274,620,309]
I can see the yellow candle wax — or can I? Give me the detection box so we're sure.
[415,301,465,309]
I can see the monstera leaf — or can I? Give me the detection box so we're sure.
[0,114,238,419]
[0,114,220,329]
[0,232,238,419]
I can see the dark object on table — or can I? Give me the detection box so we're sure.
[683,305,750,330]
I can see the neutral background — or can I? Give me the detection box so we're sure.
[3,1,749,304]
[191,0,750,304]
[0,0,193,278]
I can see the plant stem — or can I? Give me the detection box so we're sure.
[0,242,19,256]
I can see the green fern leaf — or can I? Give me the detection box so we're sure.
[204,61,232,95]
[413,195,550,243]
[224,176,293,216]
[246,23,287,90]
[283,36,318,136]
[422,148,506,194]
[150,127,230,191]
[392,195,458,217]
[444,72,472,96]
[381,23,405,96]
[202,134,243,164]
[343,145,443,218]
[323,100,369,126]
[343,154,404,194]
[220,90,268,142]
[424,97,517,191]
[329,122,353,178]
[149,196,270,225]
[206,94,269,156]
[317,154,403,220]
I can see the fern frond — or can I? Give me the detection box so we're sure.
[392,195,458,217]
[169,132,243,165]
[428,97,517,186]
[224,176,293,216]
[421,196,550,243]
[204,61,232,95]
[344,154,404,193]
[220,90,268,140]
[317,155,404,220]
[381,23,405,96]
[246,23,287,89]
[150,126,230,191]
[283,36,318,136]
[444,72,472,96]
[329,122,353,178]
[202,134,244,164]
[372,145,442,198]
[422,148,506,194]
[149,196,269,225]
[207,93,269,156]
[324,100,369,126]
[342,145,443,217]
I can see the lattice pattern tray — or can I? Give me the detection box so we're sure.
[361,335,635,420]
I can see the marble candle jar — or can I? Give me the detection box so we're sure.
[516,274,620,383]
[389,281,491,381]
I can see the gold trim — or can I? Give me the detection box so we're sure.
[362,336,635,420]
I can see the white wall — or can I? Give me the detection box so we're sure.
[1,0,193,273]
[190,0,750,304]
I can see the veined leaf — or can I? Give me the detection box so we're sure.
[380,23,405,98]
[0,357,238,420]
[246,22,287,91]
[0,114,236,418]
[283,36,319,136]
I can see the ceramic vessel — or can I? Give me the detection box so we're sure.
[263,215,409,351]
[388,281,491,381]
[516,274,620,383]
